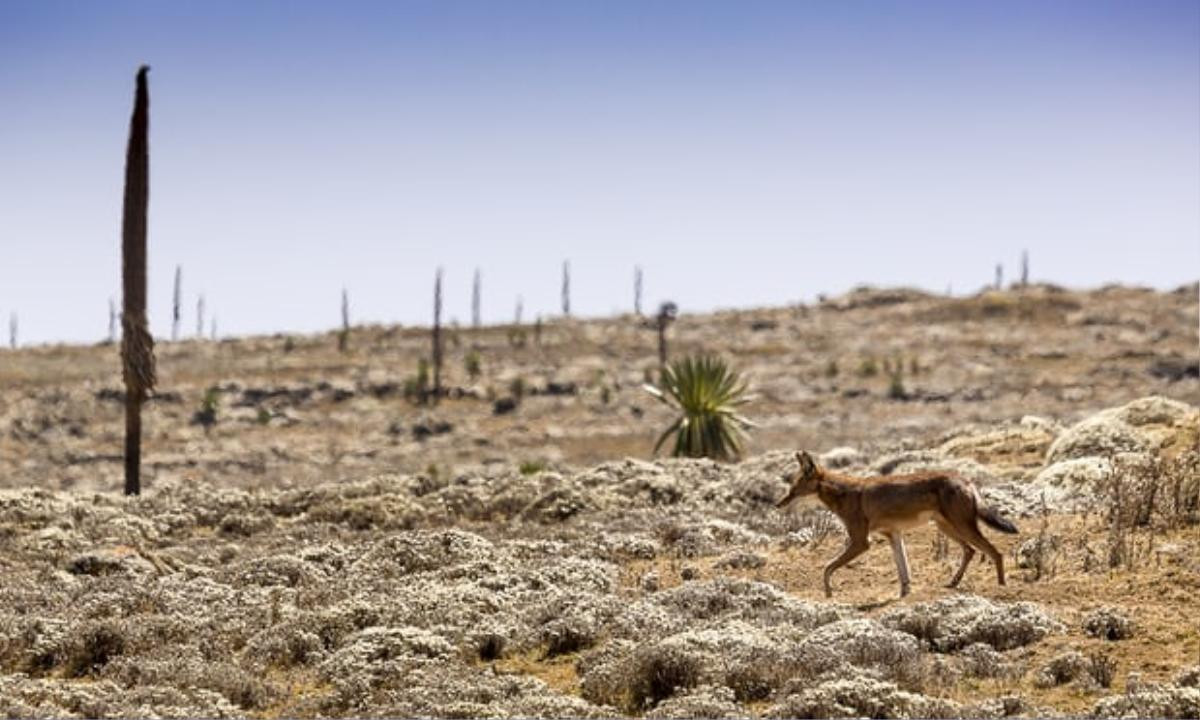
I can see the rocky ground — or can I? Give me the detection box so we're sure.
[0,283,1197,718]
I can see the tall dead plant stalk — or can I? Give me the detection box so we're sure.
[121,65,156,496]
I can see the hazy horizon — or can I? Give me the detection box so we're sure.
[2,1,1198,345]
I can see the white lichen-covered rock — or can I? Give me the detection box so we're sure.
[505,691,619,719]
[578,639,640,709]
[1113,396,1197,427]
[579,622,790,711]
[319,626,456,680]
[882,594,1062,652]
[519,593,624,656]
[649,578,848,629]
[792,618,924,683]
[820,447,862,469]
[937,423,1057,468]
[1176,666,1200,688]
[1030,456,1115,507]
[0,675,243,719]
[728,450,803,505]
[351,529,497,576]
[1046,416,1150,463]
[870,451,996,485]
[765,670,962,719]
[1034,650,1087,688]
[645,684,750,719]
[963,694,1029,718]
[1046,396,1197,465]
[1083,606,1135,640]
[1020,415,1063,433]
[663,519,769,558]
[367,661,611,719]
[957,642,1008,679]
[65,547,158,578]
[101,652,271,711]
[713,550,766,570]
[1092,685,1200,719]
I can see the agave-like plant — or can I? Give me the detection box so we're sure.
[643,354,755,461]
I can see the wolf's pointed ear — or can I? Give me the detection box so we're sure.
[797,451,817,474]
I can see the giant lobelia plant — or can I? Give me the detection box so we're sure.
[643,354,755,461]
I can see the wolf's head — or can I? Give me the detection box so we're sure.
[776,451,823,508]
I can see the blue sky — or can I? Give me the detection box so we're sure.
[1,1,1197,344]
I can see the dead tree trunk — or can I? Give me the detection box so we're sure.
[432,268,443,404]
[171,265,181,341]
[471,268,481,328]
[121,66,156,496]
[657,301,677,371]
[561,260,571,316]
[338,288,350,352]
[634,265,643,316]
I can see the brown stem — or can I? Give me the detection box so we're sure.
[121,65,155,496]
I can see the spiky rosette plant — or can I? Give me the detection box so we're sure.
[644,354,755,461]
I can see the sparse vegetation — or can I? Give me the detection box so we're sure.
[192,387,219,431]
[0,284,1196,719]
[886,364,907,400]
[405,358,431,403]
[519,459,547,475]
[1087,650,1118,688]
[465,349,482,381]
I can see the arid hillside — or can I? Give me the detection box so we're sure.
[1,283,1196,493]
[0,283,1197,719]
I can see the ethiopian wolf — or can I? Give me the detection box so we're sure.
[776,451,1018,598]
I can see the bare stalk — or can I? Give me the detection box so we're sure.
[338,288,350,352]
[171,264,181,341]
[561,260,570,316]
[471,268,481,328]
[121,65,156,496]
[634,265,643,316]
[657,301,677,370]
[432,268,443,404]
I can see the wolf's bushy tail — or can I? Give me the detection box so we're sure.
[979,505,1018,534]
